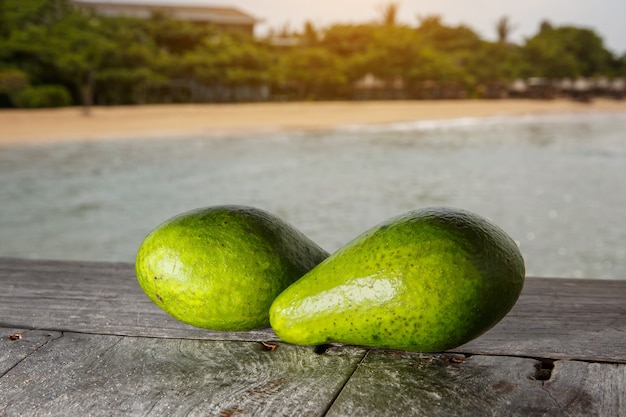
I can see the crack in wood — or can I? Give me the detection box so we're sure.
[321,349,370,416]
[2,258,624,365]
[541,383,564,410]
[0,329,62,379]
[1,259,624,416]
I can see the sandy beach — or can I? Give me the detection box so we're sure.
[1,99,626,147]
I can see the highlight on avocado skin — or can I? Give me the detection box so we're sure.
[269,207,525,352]
[135,205,329,331]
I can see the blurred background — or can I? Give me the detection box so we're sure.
[2,112,625,279]
[1,0,625,106]
[1,1,625,280]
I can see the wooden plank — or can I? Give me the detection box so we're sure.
[543,360,625,416]
[0,257,277,342]
[0,328,61,376]
[0,332,366,417]
[452,277,626,363]
[326,350,626,417]
[0,258,624,362]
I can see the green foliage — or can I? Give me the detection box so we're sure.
[0,68,30,107]
[472,42,524,82]
[521,23,614,78]
[301,21,318,45]
[14,84,72,108]
[0,0,622,105]
[0,69,29,93]
[275,47,347,99]
[416,15,482,52]
[137,13,219,54]
[321,24,376,57]
[0,0,74,36]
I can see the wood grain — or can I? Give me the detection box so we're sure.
[543,360,626,416]
[1,258,624,416]
[0,257,278,342]
[453,277,626,363]
[1,258,624,362]
[0,332,366,417]
[326,350,626,417]
[0,328,61,376]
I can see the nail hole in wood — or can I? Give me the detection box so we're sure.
[533,359,555,381]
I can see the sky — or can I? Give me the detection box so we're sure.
[85,0,626,54]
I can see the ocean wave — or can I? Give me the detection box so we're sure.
[335,111,625,134]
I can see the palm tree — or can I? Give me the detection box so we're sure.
[495,16,516,44]
[302,20,318,44]
[378,2,400,26]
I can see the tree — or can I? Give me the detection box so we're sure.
[415,14,443,38]
[302,20,318,45]
[495,16,515,44]
[0,0,621,105]
[165,31,271,102]
[522,24,614,78]
[357,25,422,81]
[377,2,400,26]
[53,15,118,112]
[275,47,347,99]
[0,69,29,106]
[82,15,178,105]
[0,0,74,36]
[470,41,524,83]
[416,14,481,52]
[139,13,218,54]
[0,0,121,109]
[321,24,376,57]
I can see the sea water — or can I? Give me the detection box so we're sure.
[1,111,625,279]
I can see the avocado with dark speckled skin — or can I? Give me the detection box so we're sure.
[135,205,329,331]
[269,207,525,352]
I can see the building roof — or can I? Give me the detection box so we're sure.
[71,1,261,25]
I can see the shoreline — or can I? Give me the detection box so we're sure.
[1,99,626,148]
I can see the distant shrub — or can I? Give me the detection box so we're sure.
[0,69,30,108]
[14,85,73,108]
[0,69,29,92]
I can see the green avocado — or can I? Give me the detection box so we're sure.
[269,207,525,352]
[135,205,329,331]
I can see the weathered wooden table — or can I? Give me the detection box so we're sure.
[0,258,624,416]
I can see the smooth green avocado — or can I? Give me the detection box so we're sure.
[269,207,525,352]
[136,205,329,331]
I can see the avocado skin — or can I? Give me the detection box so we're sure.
[269,207,525,352]
[136,205,329,331]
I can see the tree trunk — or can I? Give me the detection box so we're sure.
[82,68,94,116]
